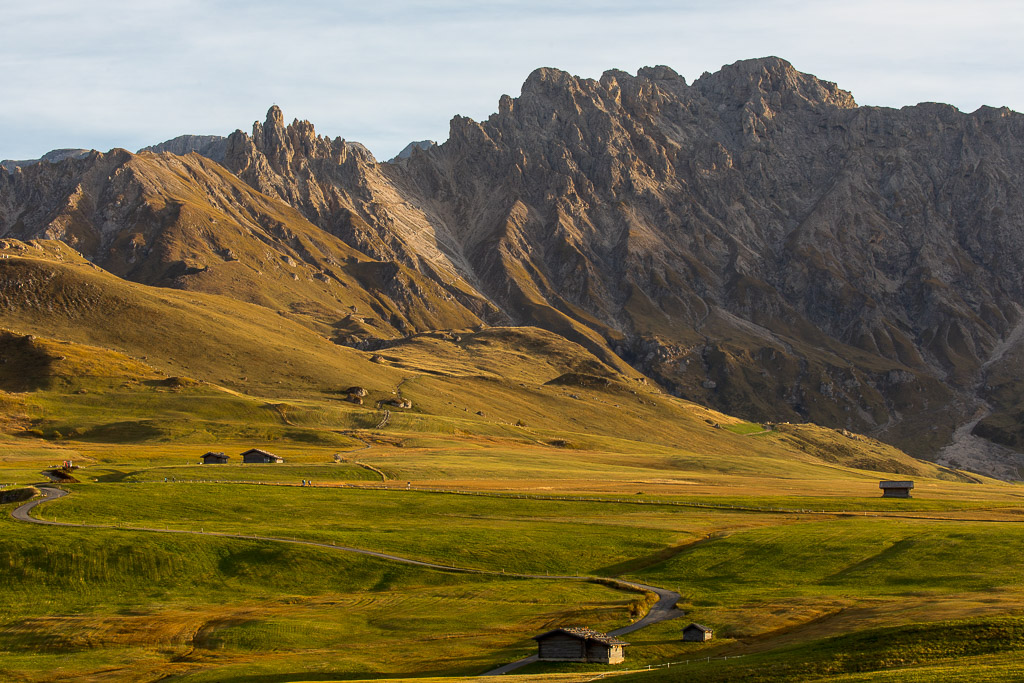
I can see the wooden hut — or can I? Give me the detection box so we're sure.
[200,452,229,464]
[879,480,914,498]
[533,627,627,664]
[241,448,284,464]
[682,622,714,642]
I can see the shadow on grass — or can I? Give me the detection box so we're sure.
[207,671,465,683]
[78,421,166,443]
[93,470,138,482]
[593,534,722,576]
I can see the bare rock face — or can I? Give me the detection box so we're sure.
[383,56,1024,465]
[390,140,437,162]
[220,107,499,324]
[0,146,483,342]
[5,56,1024,473]
[138,135,227,162]
[1,148,93,174]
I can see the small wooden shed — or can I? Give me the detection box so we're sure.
[879,480,914,498]
[241,448,284,464]
[682,622,714,642]
[200,452,229,464]
[533,627,628,664]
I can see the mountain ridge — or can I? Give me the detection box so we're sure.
[3,56,1024,476]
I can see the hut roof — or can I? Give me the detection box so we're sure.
[879,480,914,488]
[203,451,227,457]
[684,622,713,633]
[241,448,275,456]
[533,627,629,646]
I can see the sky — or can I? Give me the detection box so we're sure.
[2,0,1022,161]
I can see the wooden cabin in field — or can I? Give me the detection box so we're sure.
[200,452,229,464]
[879,480,914,498]
[682,622,714,642]
[533,627,628,664]
[241,448,284,464]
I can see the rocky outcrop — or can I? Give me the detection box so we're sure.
[385,57,1024,462]
[0,148,482,341]
[1,148,92,174]
[390,140,437,162]
[138,135,227,162]
[4,56,1024,471]
[219,107,499,324]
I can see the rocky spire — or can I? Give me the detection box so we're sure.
[694,56,857,110]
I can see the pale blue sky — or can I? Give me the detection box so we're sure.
[1,0,1022,161]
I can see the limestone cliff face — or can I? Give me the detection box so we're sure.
[220,107,499,323]
[386,57,1024,465]
[4,56,1024,472]
[0,148,482,340]
[138,135,227,162]
[1,148,93,174]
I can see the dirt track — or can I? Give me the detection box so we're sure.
[12,486,683,675]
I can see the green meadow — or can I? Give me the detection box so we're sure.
[3,325,1024,682]
[0,503,636,682]
[8,469,1024,681]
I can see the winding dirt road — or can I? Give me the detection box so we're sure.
[11,486,683,675]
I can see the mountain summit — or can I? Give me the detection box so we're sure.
[3,58,1024,476]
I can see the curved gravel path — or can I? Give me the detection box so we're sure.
[12,486,683,675]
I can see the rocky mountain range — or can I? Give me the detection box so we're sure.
[138,134,228,162]
[0,148,92,173]
[3,56,1024,476]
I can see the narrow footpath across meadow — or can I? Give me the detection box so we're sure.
[11,486,682,675]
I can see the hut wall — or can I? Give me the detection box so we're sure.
[538,634,587,661]
[585,641,620,663]
[683,628,712,642]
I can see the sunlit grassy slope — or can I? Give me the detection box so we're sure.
[0,503,638,682]
[2,239,1023,682]
[0,242,970,483]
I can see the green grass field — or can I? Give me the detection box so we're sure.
[0,500,640,682]
[3,319,1024,681]
[610,616,1024,682]
[8,472,1024,681]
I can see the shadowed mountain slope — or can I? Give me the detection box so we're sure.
[3,57,1024,474]
[0,240,972,482]
[382,58,1024,468]
[0,149,485,343]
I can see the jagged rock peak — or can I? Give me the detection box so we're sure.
[138,135,227,162]
[521,67,588,97]
[390,140,437,162]
[267,104,285,127]
[227,105,376,171]
[637,65,685,84]
[2,148,92,173]
[695,56,856,109]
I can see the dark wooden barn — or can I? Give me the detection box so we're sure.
[879,480,914,498]
[241,448,284,464]
[533,627,627,664]
[682,622,714,642]
[200,452,229,464]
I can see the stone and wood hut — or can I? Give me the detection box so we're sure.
[682,622,714,642]
[533,627,628,664]
[200,452,229,464]
[241,448,284,464]
[879,480,914,498]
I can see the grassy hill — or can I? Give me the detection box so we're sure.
[2,240,1022,681]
